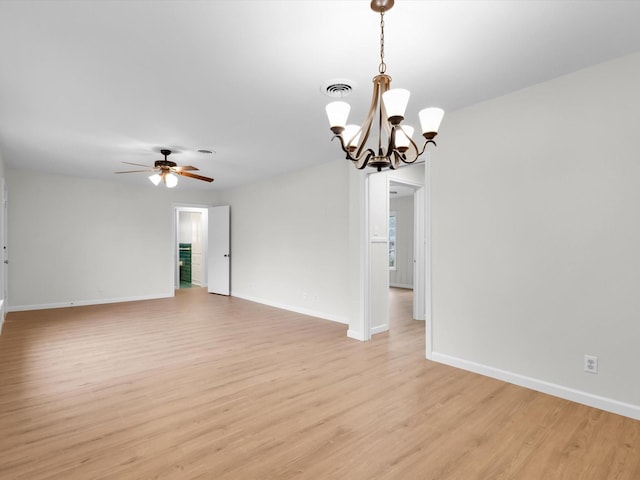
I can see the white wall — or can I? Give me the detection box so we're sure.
[431,52,640,417]
[390,195,414,288]
[218,159,351,324]
[7,169,218,310]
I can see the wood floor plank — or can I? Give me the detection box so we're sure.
[0,287,638,479]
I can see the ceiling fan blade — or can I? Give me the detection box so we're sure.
[177,171,214,182]
[114,169,156,174]
[122,161,153,168]
[173,165,199,172]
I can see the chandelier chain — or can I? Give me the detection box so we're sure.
[379,12,386,74]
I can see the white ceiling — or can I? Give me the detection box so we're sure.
[1,0,640,191]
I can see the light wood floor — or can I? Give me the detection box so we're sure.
[0,288,638,479]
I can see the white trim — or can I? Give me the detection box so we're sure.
[1,179,7,331]
[7,292,175,312]
[232,292,349,325]
[371,323,389,335]
[413,186,425,321]
[390,283,413,289]
[362,173,372,341]
[431,352,640,421]
[424,158,433,360]
[347,329,366,341]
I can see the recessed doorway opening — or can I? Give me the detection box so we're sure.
[388,178,425,336]
[175,206,209,290]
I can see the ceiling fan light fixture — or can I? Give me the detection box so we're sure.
[164,173,178,188]
[116,149,214,186]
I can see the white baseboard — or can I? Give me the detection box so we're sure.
[371,323,389,335]
[347,329,366,341]
[7,292,175,313]
[231,292,349,325]
[390,283,413,289]
[0,299,4,335]
[431,352,640,421]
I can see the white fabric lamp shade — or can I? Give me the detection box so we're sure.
[325,101,350,129]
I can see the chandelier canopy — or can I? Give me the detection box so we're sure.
[325,0,444,171]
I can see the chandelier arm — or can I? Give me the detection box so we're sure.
[354,79,383,158]
[333,135,362,162]
[377,78,393,155]
[388,125,398,159]
[333,134,379,166]
[415,139,438,157]
[381,98,392,142]
[354,149,376,169]
[400,133,423,164]
[399,150,418,165]
[389,150,403,169]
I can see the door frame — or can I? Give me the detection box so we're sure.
[173,204,209,290]
[0,178,6,331]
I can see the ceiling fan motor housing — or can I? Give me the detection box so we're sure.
[155,160,177,169]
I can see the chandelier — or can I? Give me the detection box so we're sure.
[325,0,444,171]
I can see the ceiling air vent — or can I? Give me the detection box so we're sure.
[321,79,356,98]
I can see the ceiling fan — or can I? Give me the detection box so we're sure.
[115,149,214,187]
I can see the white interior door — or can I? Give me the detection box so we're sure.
[208,205,230,295]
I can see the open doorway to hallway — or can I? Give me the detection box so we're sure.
[388,180,425,346]
[361,162,427,343]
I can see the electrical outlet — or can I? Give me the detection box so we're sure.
[584,355,598,374]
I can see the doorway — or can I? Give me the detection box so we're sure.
[175,206,209,290]
[362,163,427,341]
[389,180,422,321]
